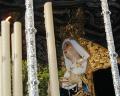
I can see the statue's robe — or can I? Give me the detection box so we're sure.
[61,37,119,96]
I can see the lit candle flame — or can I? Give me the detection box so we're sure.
[5,16,12,21]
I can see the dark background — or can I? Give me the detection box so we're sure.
[0,0,120,96]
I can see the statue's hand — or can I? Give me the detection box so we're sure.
[76,58,84,67]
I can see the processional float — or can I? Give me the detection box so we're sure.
[15,0,120,95]
[0,0,120,96]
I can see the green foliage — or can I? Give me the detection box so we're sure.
[22,60,64,96]
[22,60,28,96]
[38,67,49,96]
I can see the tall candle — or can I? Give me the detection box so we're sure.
[0,36,3,96]
[44,2,60,96]
[1,20,11,96]
[13,22,23,96]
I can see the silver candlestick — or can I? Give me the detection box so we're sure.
[100,0,120,96]
[25,0,39,96]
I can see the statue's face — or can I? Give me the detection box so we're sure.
[63,42,80,61]
[63,43,72,59]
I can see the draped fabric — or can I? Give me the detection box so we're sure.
[62,38,90,77]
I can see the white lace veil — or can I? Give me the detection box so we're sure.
[62,38,90,78]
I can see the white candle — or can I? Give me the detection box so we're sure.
[1,20,11,96]
[0,36,3,96]
[44,2,60,96]
[13,22,23,96]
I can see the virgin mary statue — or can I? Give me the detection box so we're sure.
[61,38,91,96]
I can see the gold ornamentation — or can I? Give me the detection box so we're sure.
[60,37,118,96]
[77,37,110,72]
